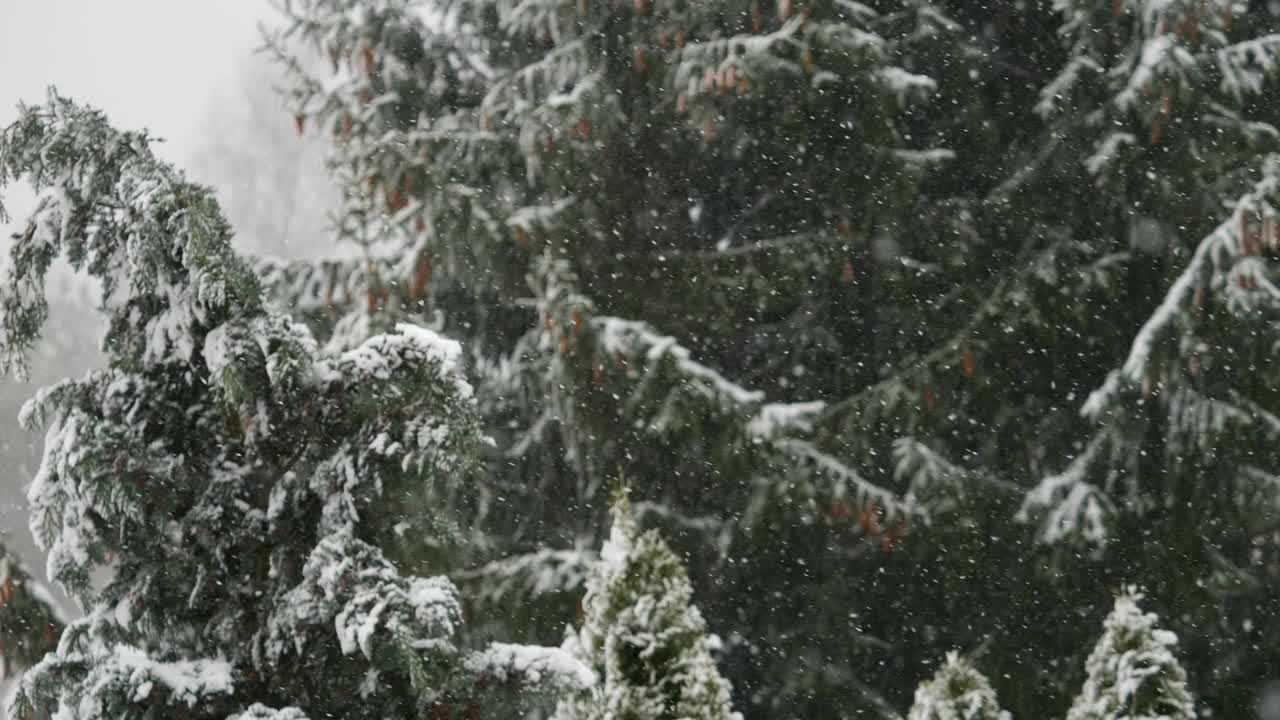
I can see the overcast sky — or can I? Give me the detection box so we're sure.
[0,0,268,157]
[0,1,277,236]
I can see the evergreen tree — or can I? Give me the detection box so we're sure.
[1066,589,1195,720]
[907,652,1010,720]
[0,92,590,720]
[1015,1,1280,710]
[554,489,740,720]
[1021,0,1280,547]
[261,0,967,713]
[254,0,1280,716]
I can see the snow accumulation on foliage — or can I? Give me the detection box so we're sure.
[554,491,742,720]
[1066,589,1195,720]
[907,652,1010,720]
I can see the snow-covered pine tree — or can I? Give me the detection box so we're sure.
[1066,588,1195,720]
[254,0,1280,717]
[258,0,949,509]
[0,539,64,681]
[0,91,590,720]
[1013,0,1280,709]
[554,488,740,720]
[260,1,982,713]
[907,652,1010,720]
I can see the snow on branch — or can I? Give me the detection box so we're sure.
[10,610,233,717]
[1042,0,1277,181]
[228,705,311,720]
[501,253,915,524]
[1066,588,1195,720]
[1083,163,1280,419]
[1217,34,1280,101]
[454,548,597,608]
[464,642,595,691]
[553,492,741,720]
[256,255,379,314]
[596,317,765,411]
[264,530,463,688]
[907,652,1010,720]
[777,438,919,522]
[746,401,827,440]
[1019,433,1115,547]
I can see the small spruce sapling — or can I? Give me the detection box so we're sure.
[906,652,1010,720]
[554,487,741,720]
[1066,588,1195,720]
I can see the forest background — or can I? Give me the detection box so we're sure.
[7,1,1280,719]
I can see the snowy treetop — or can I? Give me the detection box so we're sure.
[554,489,741,720]
[1066,588,1195,720]
[907,652,1011,720]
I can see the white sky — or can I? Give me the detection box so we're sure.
[0,0,274,234]
[0,0,268,157]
